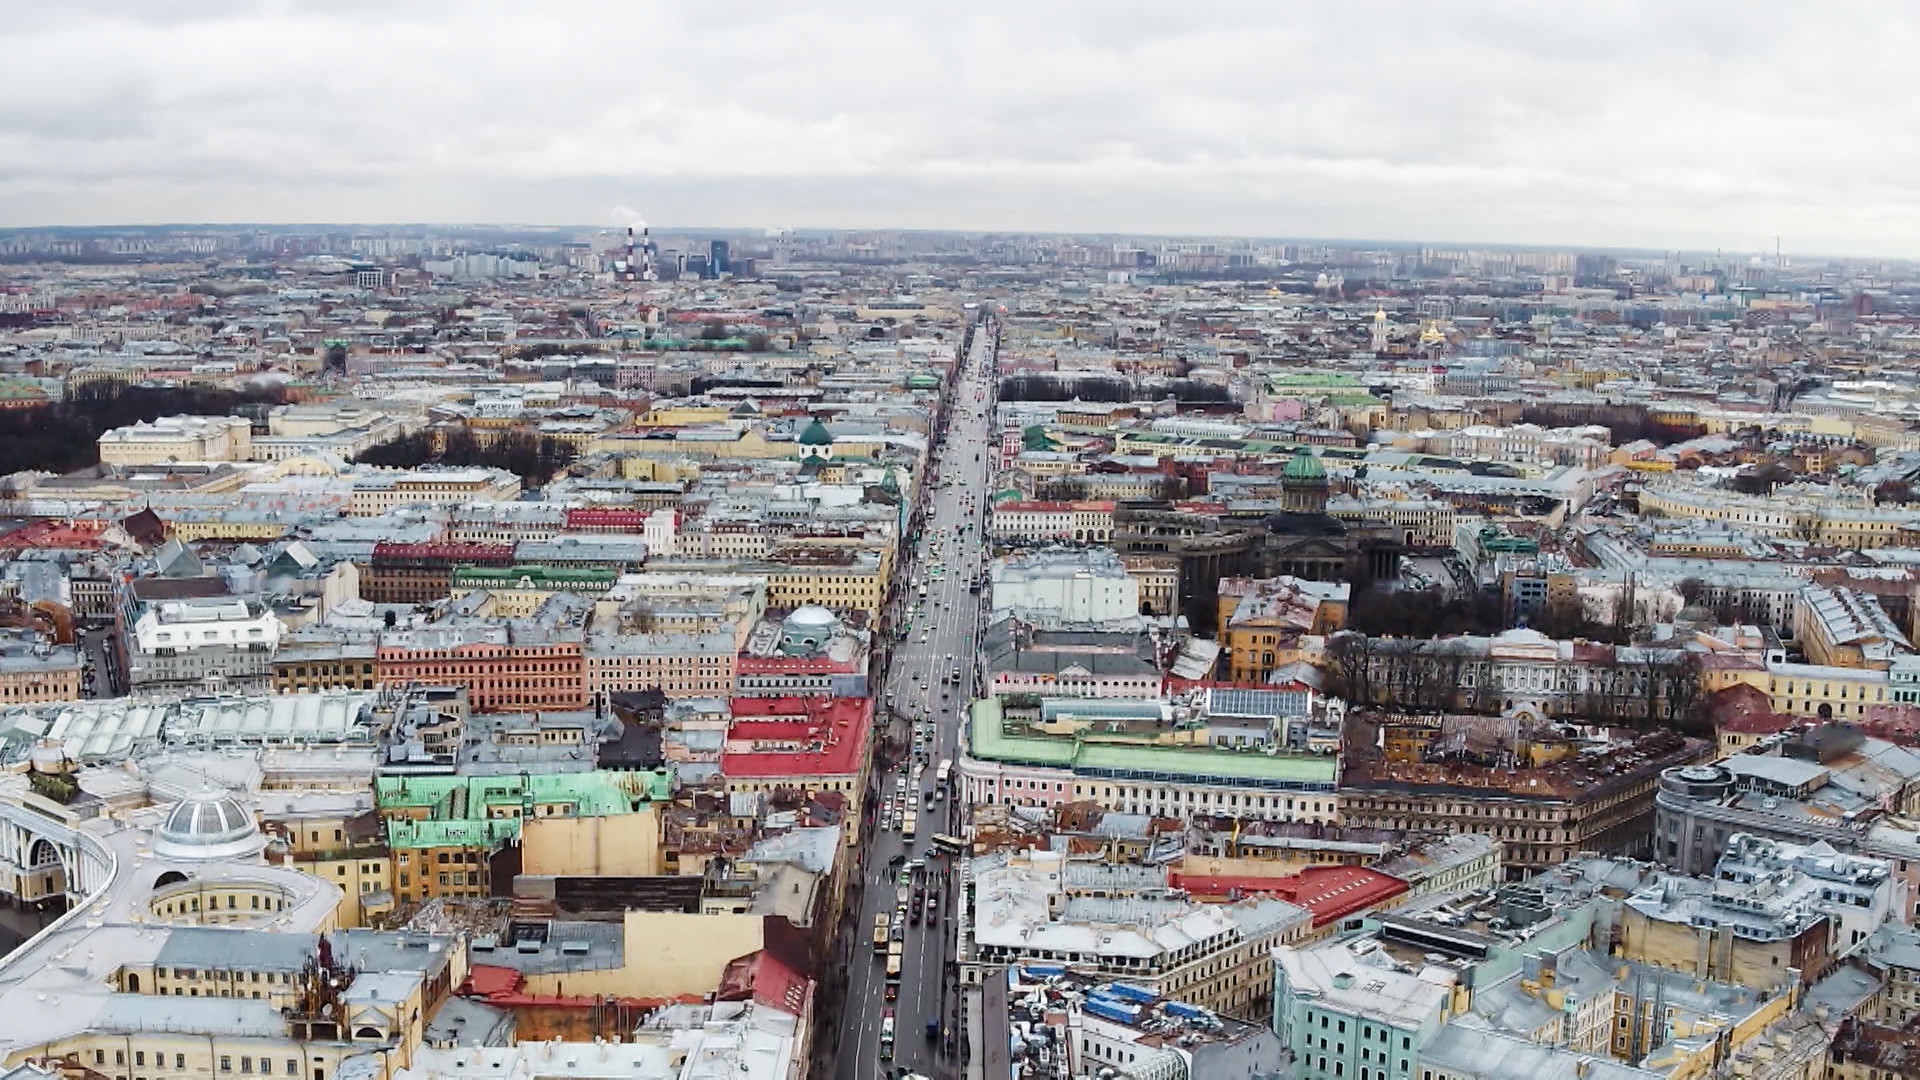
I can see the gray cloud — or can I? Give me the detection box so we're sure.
[4,0,1920,254]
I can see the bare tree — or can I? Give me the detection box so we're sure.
[1324,633,1378,705]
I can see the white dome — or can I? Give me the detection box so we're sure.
[153,787,265,862]
[784,605,838,629]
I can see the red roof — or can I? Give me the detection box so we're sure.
[716,950,812,1015]
[1859,705,1920,746]
[1168,865,1407,927]
[372,541,516,563]
[1711,683,1793,733]
[721,697,872,780]
[566,508,646,529]
[0,520,108,552]
[461,964,523,997]
[460,963,702,1010]
[727,720,818,741]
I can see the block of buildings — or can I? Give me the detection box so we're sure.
[1341,712,1711,878]
[958,696,1342,823]
[960,849,1310,1017]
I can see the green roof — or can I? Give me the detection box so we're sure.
[1270,372,1364,388]
[385,816,521,851]
[376,769,672,825]
[1283,447,1326,482]
[798,419,834,445]
[967,698,1336,790]
[1022,424,1061,452]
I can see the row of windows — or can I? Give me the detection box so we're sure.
[157,967,293,982]
[972,777,1333,816]
[154,893,290,916]
[97,1051,306,1075]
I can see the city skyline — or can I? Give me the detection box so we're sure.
[10,2,1920,256]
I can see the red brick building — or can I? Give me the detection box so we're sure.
[376,626,586,712]
[363,542,517,604]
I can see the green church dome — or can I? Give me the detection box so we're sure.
[1283,446,1325,482]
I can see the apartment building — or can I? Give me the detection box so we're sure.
[960,849,1311,1019]
[0,644,82,704]
[585,628,738,700]
[445,502,568,543]
[1120,554,1181,616]
[270,641,379,694]
[1326,495,1456,549]
[989,499,1116,544]
[1797,584,1915,669]
[990,546,1141,623]
[375,598,589,713]
[448,564,617,617]
[270,806,393,928]
[126,596,283,694]
[718,695,873,798]
[375,770,670,903]
[1219,576,1349,683]
[361,542,517,604]
[97,414,253,465]
[958,697,1341,823]
[1653,723,1920,876]
[346,467,521,516]
[1639,481,1920,549]
[1341,716,1710,878]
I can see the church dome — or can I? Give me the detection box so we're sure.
[153,786,265,862]
[1282,447,1326,483]
[797,419,834,445]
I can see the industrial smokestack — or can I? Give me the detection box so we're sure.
[625,226,635,277]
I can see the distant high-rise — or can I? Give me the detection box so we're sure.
[709,240,731,278]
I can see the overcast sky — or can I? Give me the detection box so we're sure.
[7,1,1920,256]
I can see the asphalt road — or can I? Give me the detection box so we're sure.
[833,319,997,1080]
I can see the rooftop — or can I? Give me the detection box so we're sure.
[967,696,1338,790]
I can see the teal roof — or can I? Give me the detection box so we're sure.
[376,769,672,823]
[385,816,520,851]
[1283,447,1326,482]
[798,419,834,445]
[967,698,1336,790]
